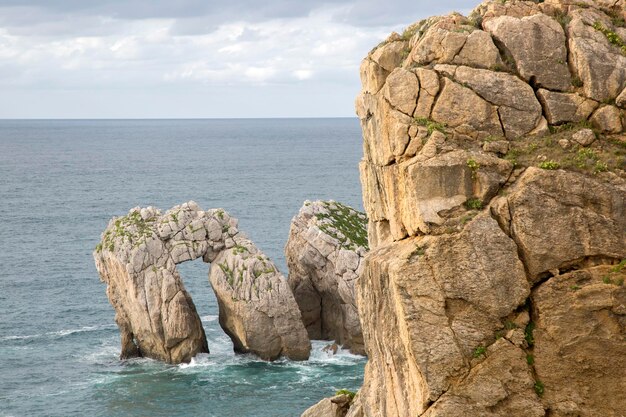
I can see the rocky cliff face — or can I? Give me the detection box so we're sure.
[94,201,310,364]
[286,201,368,354]
[350,0,626,416]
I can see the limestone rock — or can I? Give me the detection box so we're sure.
[357,214,530,416]
[301,394,352,417]
[383,68,418,116]
[94,201,311,363]
[349,2,626,416]
[568,9,626,102]
[617,87,626,109]
[210,236,311,361]
[492,168,626,281]
[484,13,572,91]
[431,77,503,138]
[571,128,596,146]
[532,266,626,416]
[360,150,512,242]
[591,105,623,133]
[483,140,509,155]
[422,340,544,417]
[537,89,598,124]
[448,65,544,139]
[286,201,367,354]
[411,16,501,69]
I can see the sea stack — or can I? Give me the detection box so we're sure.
[286,200,368,354]
[94,201,311,364]
[303,0,626,416]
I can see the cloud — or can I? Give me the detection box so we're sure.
[0,0,479,117]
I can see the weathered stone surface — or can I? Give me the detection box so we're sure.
[361,149,512,242]
[532,266,626,417]
[349,2,626,416]
[484,13,572,91]
[431,77,503,137]
[572,128,596,146]
[422,340,544,417]
[94,201,311,363]
[492,168,626,281]
[411,16,501,69]
[591,105,623,133]
[357,214,530,416]
[301,395,352,417]
[413,68,440,118]
[537,89,598,124]
[286,201,367,354]
[210,236,311,361]
[568,9,626,102]
[383,68,418,116]
[448,65,544,139]
[483,140,509,154]
[617,87,626,109]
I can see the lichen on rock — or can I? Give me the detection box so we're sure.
[94,201,311,364]
[286,200,367,354]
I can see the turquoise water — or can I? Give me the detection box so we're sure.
[0,119,366,417]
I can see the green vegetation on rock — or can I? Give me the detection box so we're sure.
[315,201,368,250]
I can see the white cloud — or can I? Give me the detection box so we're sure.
[0,0,476,117]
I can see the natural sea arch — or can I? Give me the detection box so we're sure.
[93,201,311,364]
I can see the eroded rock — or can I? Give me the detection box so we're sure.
[94,201,311,363]
[349,1,626,416]
[286,201,367,354]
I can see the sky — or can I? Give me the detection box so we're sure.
[0,0,476,118]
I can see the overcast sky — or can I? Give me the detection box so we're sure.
[0,0,476,118]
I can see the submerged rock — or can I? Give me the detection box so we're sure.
[286,201,367,354]
[94,201,310,364]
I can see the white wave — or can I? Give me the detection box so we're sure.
[1,324,117,342]
[201,314,218,322]
[307,340,366,365]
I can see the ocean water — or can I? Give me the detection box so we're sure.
[0,119,366,417]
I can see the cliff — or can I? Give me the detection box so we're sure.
[307,0,626,416]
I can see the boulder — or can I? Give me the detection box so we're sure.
[301,394,353,417]
[571,128,596,146]
[537,89,598,124]
[492,168,626,281]
[568,9,626,102]
[94,201,311,363]
[484,13,572,91]
[591,105,623,133]
[286,201,367,354]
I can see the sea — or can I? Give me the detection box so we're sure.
[0,118,366,417]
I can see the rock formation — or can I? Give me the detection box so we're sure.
[304,0,626,416]
[286,201,368,354]
[94,201,311,364]
[301,394,353,417]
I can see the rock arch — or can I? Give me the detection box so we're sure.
[93,201,311,364]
